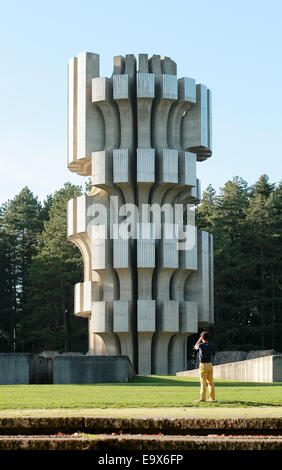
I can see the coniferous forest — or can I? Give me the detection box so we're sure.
[0,175,281,355]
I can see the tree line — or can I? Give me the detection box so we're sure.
[0,175,281,354]
[0,183,86,353]
[195,174,281,353]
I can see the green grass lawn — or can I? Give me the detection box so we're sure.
[0,375,281,410]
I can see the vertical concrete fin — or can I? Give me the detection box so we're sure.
[113,74,135,152]
[112,55,125,75]
[67,57,78,167]
[161,56,177,75]
[167,77,196,150]
[138,54,149,73]
[182,83,212,160]
[92,77,120,150]
[148,55,162,76]
[77,52,104,166]
[136,73,155,148]
[151,75,178,149]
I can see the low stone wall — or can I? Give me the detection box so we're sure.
[0,354,135,384]
[177,355,282,382]
[0,354,52,385]
[53,355,135,384]
[193,349,281,369]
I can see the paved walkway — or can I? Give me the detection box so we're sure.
[0,407,281,418]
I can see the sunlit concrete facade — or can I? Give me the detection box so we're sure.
[67,52,213,374]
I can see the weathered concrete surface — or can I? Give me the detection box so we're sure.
[0,354,52,385]
[0,416,281,436]
[177,355,282,383]
[53,355,135,384]
[0,434,281,451]
[0,414,281,450]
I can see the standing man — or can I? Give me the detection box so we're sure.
[194,331,215,402]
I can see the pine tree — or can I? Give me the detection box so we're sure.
[22,183,87,353]
[245,175,281,349]
[0,188,44,350]
[0,203,13,350]
[196,175,282,353]
[198,178,250,349]
[270,181,282,350]
[195,184,217,231]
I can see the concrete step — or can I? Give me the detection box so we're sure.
[0,416,281,436]
[0,434,281,451]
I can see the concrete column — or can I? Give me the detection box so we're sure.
[168,301,198,374]
[137,300,156,375]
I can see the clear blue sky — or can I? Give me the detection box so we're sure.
[0,0,281,204]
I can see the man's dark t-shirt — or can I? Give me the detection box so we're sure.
[195,342,215,363]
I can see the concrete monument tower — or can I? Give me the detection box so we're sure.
[67,52,213,375]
